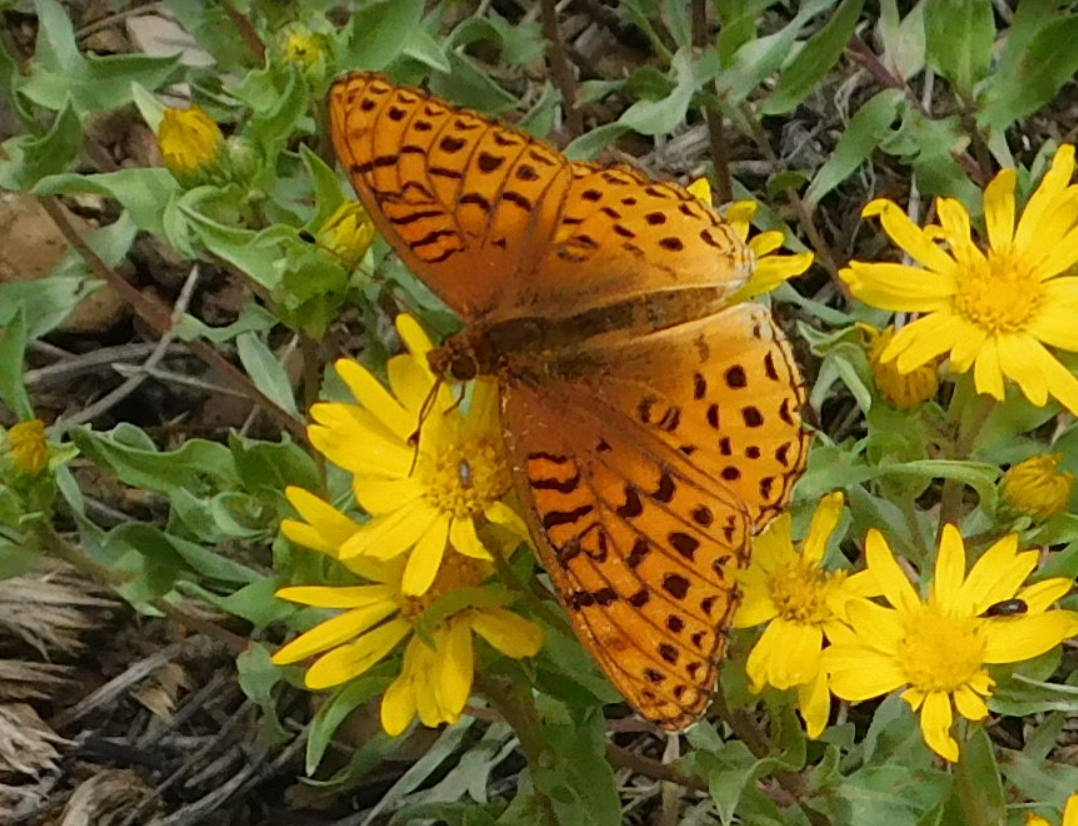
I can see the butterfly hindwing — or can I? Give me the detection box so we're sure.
[502,380,753,730]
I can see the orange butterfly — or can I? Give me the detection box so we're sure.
[329,73,809,730]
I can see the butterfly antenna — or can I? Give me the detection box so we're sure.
[408,375,445,475]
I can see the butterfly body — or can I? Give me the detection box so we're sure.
[331,72,809,730]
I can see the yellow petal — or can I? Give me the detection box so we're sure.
[353,476,424,516]
[450,517,493,560]
[918,691,958,761]
[960,534,1031,609]
[932,525,967,609]
[733,569,779,628]
[304,617,411,689]
[865,530,919,613]
[998,334,1050,407]
[745,622,786,692]
[936,197,974,248]
[983,611,1077,663]
[469,608,545,658]
[381,671,417,736]
[387,353,436,416]
[973,337,1006,400]
[274,584,395,609]
[888,312,961,374]
[334,359,414,442]
[340,501,439,559]
[1029,278,1078,350]
[825,645,907,700]
[281,520,344,557]
[401,516,451,595]
[984,168,1017,249]
[840,262,955,312]
[948,322,988,373]
[433,618,474,718]
[272,601,399,664]
[1063,792,1078,826]
[285,487,363,547]
[868,199,958,275]
[845,598,905,652]
[484,500,529,540]
[396,313,435,360]
[751,514,795,571]
[687,177,713,204]
[1017,578,1075,613]
[1015,145,1076,253]
[801,491,845,565]
[797,669,831,739]
[953,683,989,721]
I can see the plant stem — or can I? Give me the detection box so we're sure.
[540,0,583,137]
[691,0,733,203]
[477,674,560,826]
[935,387,996,545]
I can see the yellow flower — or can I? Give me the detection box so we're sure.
[825,526,1078,761]
[841,144,1078,414]
[862,324,941,408]
[733,493,877,737]
[316,202,376,268]
[1027,793,1078,826]
[688,179,813,302]
[157,105,225,185]
[298,314,528,595]
[273,492,543,734]
[277,22,333,82]
[6,419,49,475]
[1002,453,1075,521]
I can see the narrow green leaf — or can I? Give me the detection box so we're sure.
[619,47,696,135]
[0,98,82,190]
[236,332,299,417]
[306,670,396,774]
[923,0,995,98]
[342,0,425,71]
[954,727,1006,826]
[35,169,179,236]
[762,0,866,115]
[979,13,1078,132]
[0,307,33,420]
[804,89,905,209]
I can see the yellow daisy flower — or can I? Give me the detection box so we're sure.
[316,201,376,268]
[825,526,1078,761]
[157,105,225,186]
[1001,453,1075,521]
[273,487,543,735]
[687,178,814,301]
[861,323,942,409]
[1027,793,1078,826]
[5,419,49,475]
[305,314,528,595]
[841,144,1078,414]
[733,492,878,737]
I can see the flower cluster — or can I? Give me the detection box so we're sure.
[273,314,541,735]
[736,495,1078,761]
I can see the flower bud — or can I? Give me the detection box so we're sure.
[1002,454,1074,521]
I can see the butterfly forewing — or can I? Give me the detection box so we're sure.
[329,73,573,319]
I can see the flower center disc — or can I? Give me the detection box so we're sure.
[895,608,986,693]
[423,439,511,520]
[952,246,1044,334]
[769,561,841,624]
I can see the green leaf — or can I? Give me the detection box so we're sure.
[448,12,545,68]
[978,13,1078,132]
[923,0,994,99]
[713,0,836,104]
[877,0,926,81]
[804,89,905,209]
[35,169,180,236]
[306,669,396,773]
[429,52,518,114]
[342,0,425,71]
[23,0,180,112]
[70,424,238,495]
[163,0,258,70]
[401,28,451,73]
[236,332,299,417]
[536,709,621,826]
[0,307,33,420]
[619,46,696,135]
[762,0,866,115]
[0,98,82,190]
[954,726,1006,826]
[990,673,1078,716]
[565,122,630,160]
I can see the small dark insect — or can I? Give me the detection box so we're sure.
[979,599,1028,618]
